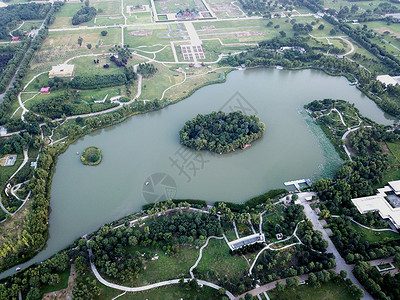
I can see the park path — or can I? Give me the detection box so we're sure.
[248,221,305,276]
[341,125,372,161]
[189,236,224,279]
[298,192,373,300]
[235,274,309,299]
[87,243,235,299]
[331,215,398,233]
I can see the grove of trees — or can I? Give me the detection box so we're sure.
[180,111,265,153]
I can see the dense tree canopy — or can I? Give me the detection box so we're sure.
[180,111,265,153]
[72,6,96,25]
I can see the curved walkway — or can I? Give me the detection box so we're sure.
[248,221,304,276]
[189,236,224,279]
[87,247,235,299]
[331,215,398,233]
[341,125,372,161]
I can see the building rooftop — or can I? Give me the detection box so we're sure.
[352,195,400,229]
[389,180,400,194]
[377,75,399,86]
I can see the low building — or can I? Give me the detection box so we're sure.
[377,75,399,86]
[49,64,74,78]
[388,180,400,195]
[351,180,400,229]
[12,36,19,42]
[228,233,265,250]
[40,87,50,94]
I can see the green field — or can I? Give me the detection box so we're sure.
[122,245,199,286]
[349,221,400,244]
[39,268,70,297]
[269,279,356,300]
[94,274,225,300]
[195,238,248,284]
[387,141,400,161]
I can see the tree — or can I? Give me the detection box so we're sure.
[87,43,92,50]
[219,288,226,295]
[307,272,319,287]
[101,30,108,36]
[279,30,286,37]
[85,0,89,6]
[77,37,83,46]
[318,24,324,30]
[340,270,347,279]
[276,281,285,292]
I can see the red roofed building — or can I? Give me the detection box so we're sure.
[40,87,50,94]
[12,36,20,42]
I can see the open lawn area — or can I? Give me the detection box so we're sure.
[39,268,70,297]
[28,28,122,75]
[194,238,248,284]
[162,67,229,102]
[124,25,184,48]
[139,63,184,100]
[349,221,400,244]
[123,245,199,286]
[50,3,93,28]
[269,278,356,300]
[0,155,23,188]
[94,274,226,300]
[387,141,400,161]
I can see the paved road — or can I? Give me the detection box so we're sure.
[0,3,51,103]
[298,192,373,300]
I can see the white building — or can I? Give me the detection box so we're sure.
[376,75,399,86]
[351,180,400,229]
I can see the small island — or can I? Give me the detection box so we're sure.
[81,146,102,166]
[180,111,265,153]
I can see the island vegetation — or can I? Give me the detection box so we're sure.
[81,146,102,166]
[179,111,265,153]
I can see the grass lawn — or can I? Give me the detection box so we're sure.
[123,245,199,286]
[387,141,400,161]
[92,0,121,15]
[0,155,23,188]
[139,63,184,100]
[77,86,124,102]
[39,268,70,297]
[349,221,400,244]
[94,273,225,300]
[124,25,178,48]
[71,56,123,76]
[195,238,248,284]
[269,279,356,300]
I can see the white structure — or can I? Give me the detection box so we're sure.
[227,233,265,250]
[388,180,400,195]
[352,180,400,229]
[376,75,399,86]
[49,64,74,78]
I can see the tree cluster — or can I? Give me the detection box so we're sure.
[180,111,265,153]
[354,261,400,300]
[137,62,157,78]
[72,6,97,26]
[329,217,400,263]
